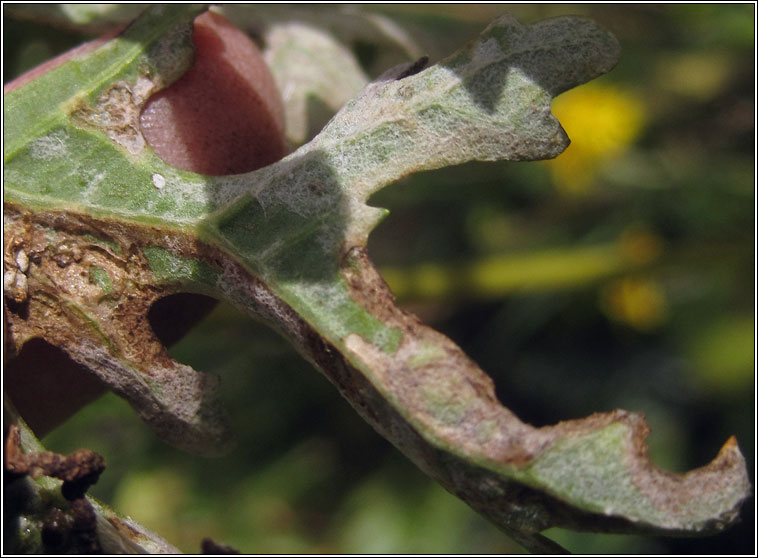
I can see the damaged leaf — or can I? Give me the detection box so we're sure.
[4,407,180,554]
[3,5,750,553]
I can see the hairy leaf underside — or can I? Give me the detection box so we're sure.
[3,5,749,553]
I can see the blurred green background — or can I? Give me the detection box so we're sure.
[5,4,754,554]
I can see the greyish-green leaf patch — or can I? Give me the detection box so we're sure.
[4,5,749,554]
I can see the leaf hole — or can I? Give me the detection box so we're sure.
[5,338,108,438]
[147,292,219,348]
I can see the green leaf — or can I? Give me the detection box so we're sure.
[259,21,370,146]
[4,6,749,553]
[4,3,148,33]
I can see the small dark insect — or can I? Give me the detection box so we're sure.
[396,55,429,80]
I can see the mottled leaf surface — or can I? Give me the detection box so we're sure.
[3,5,749,553]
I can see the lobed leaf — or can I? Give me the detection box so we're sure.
[3,5,749,553]
[262,20,369,146]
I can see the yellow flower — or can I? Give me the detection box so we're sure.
[600,276,668,331]
[546,82,646,194]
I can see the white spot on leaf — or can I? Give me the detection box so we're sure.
[4,270,17,292]
[15,249,29,273]
[152,173,166,190]
[30,130,70,160]
[4,268,28,303]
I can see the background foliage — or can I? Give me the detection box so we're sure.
[4,4,754,553]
